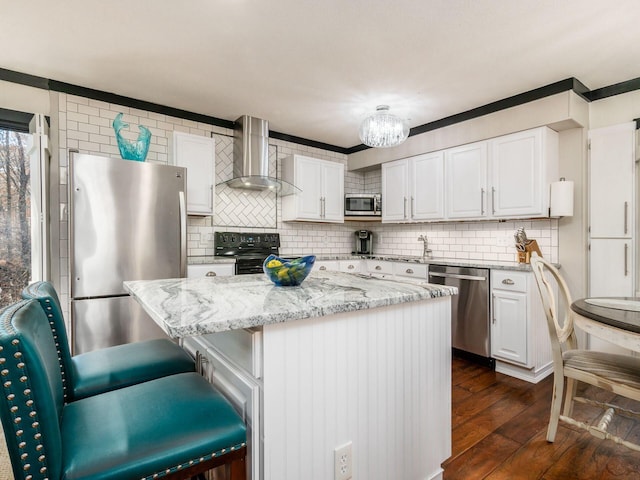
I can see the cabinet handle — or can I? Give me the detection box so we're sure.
[403,197,407,219]
[319,266,327,271]
[624,243,629,277]
[206,271,217,277]
[406,268,414,274]
[323,197,326,218]
[492,294,496,324]
[624,201,628,235]
[210,185,214,209]
[481,188,485,215]
[348,264,355,270]
[375,265,382,270]
[502,278,514,285]
[491,187,496,215]
[411,196,415,218]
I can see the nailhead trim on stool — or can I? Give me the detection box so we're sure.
[1,302,49,480]
[142,442,247,480]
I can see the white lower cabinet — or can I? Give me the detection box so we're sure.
[365,259,394,278]
[182,333,263,480]
[187,263,236,278]
[391,262,428,280]
[490,269,552,383]
[339,259,362,273]
[314,260,339,272]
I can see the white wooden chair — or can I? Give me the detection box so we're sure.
[529,253,640,451]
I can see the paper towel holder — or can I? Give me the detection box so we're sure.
[550,177,574,217]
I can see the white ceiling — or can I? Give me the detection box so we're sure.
[2,0,640,148]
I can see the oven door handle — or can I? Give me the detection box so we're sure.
[428,272,487,281]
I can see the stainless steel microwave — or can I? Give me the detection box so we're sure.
[345,193,381,216]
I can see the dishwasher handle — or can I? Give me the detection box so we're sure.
[429,271,487,281]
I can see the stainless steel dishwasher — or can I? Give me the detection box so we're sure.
[428,264,492,364]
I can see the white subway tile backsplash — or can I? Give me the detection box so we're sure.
[56,94,560,278]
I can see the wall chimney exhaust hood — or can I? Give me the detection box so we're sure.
[218,115,300,196]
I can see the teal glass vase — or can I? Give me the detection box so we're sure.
[112,112,151,161]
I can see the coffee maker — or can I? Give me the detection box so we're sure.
[354,230,374,255]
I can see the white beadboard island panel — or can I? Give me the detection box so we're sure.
[262,297,451,480]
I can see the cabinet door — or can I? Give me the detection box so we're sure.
[589,123,635,238]
[172,132,215,215]
[492,290,528,366]
[382,159,409,222]
[322,161,345,222]
[294,156,323,220]
[445,142,488,219]
[411,152,444,220]
[589,238,634,297]
[489,128,543,217]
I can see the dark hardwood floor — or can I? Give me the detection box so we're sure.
[443,357,640,480]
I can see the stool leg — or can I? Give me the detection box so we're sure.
[228,455,246,480]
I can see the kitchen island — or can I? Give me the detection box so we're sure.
[125,271,457,480]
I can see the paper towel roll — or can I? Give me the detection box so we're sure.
[550,179,574,217]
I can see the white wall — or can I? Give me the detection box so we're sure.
[589,90,640,129]
[0,80,50,116]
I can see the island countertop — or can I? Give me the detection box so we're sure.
[124,271,457,338]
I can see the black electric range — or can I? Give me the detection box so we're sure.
[214,231,280,275]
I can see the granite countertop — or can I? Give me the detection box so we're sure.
[283,254,539,271]
[124,271,457,338]
[187,254,549,271]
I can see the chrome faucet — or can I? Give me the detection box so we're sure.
[418,234,432,258]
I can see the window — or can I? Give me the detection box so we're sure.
[0,109,47,306]
[0,126,33,303]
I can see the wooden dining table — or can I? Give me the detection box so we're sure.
[571,297,640,353]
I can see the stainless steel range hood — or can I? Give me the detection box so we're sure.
[219,115,300,196]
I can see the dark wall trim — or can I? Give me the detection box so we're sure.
[0,68,49,90]
[3,67,640,155]
[586,77,640,101]
[0,107,33,133]
[269,131,347,154]
[49,80,236,130]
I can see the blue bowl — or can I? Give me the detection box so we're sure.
[263,254,316,286]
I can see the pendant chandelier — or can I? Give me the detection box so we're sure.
[359,105,409,148]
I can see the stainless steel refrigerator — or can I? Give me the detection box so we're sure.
[69,152,187,354]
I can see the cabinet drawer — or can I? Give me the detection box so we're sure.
[392,262,428,279]
[339,260,362,273]
[492,270,527,293]
[366,260,394,275]
[316,260,339,272]
[187,263,235,278]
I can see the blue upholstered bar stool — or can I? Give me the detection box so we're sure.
[22,281,195,401]
[0,299,247,480]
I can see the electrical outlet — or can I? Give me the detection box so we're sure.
[334,442,353,480]
[496,235,511,247]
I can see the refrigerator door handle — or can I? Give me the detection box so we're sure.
[179,190,187,278]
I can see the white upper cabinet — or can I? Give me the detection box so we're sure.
[589,123,635,238]
[382,126,558,223]
[489,127,557,218]
[411,152,445,220]
[281,155,344,223]
[445,141,488,219]
[171,131,215,215]
[382,152,444,223]
[381,159,409,222]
